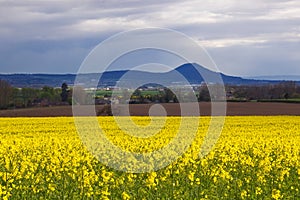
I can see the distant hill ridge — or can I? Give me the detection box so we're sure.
[246,75,300,81]
[0,63,298,88]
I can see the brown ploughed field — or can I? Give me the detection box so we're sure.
[0,102,299,117]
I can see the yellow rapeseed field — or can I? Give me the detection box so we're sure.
[0,116,299,199]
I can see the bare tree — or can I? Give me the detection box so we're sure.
[0,80,13,109]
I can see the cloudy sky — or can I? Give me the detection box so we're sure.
[0,0,299,76]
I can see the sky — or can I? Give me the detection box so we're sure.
[0,0,299,76]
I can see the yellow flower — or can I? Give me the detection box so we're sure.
[146,172,157,188]
[122,191,131,200]
[272,189,281,200]
[255,187,262,195]
[241,190,248,199]
[0,116,299,199]
[188,171,195,182]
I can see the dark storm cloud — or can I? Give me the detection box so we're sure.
[0,0,299,75]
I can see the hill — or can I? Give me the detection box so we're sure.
[246,75,300,81]
[0,63,297,88]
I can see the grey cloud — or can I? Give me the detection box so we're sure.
[209,40,300,76]
[0,0,299,75]
[0,45,89,74]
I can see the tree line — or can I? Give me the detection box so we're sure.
[225,81,300,101]
[0,80,71,109]
[0,79,299,109]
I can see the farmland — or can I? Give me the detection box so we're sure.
[0,116,299,199]
[1,102,300,117]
